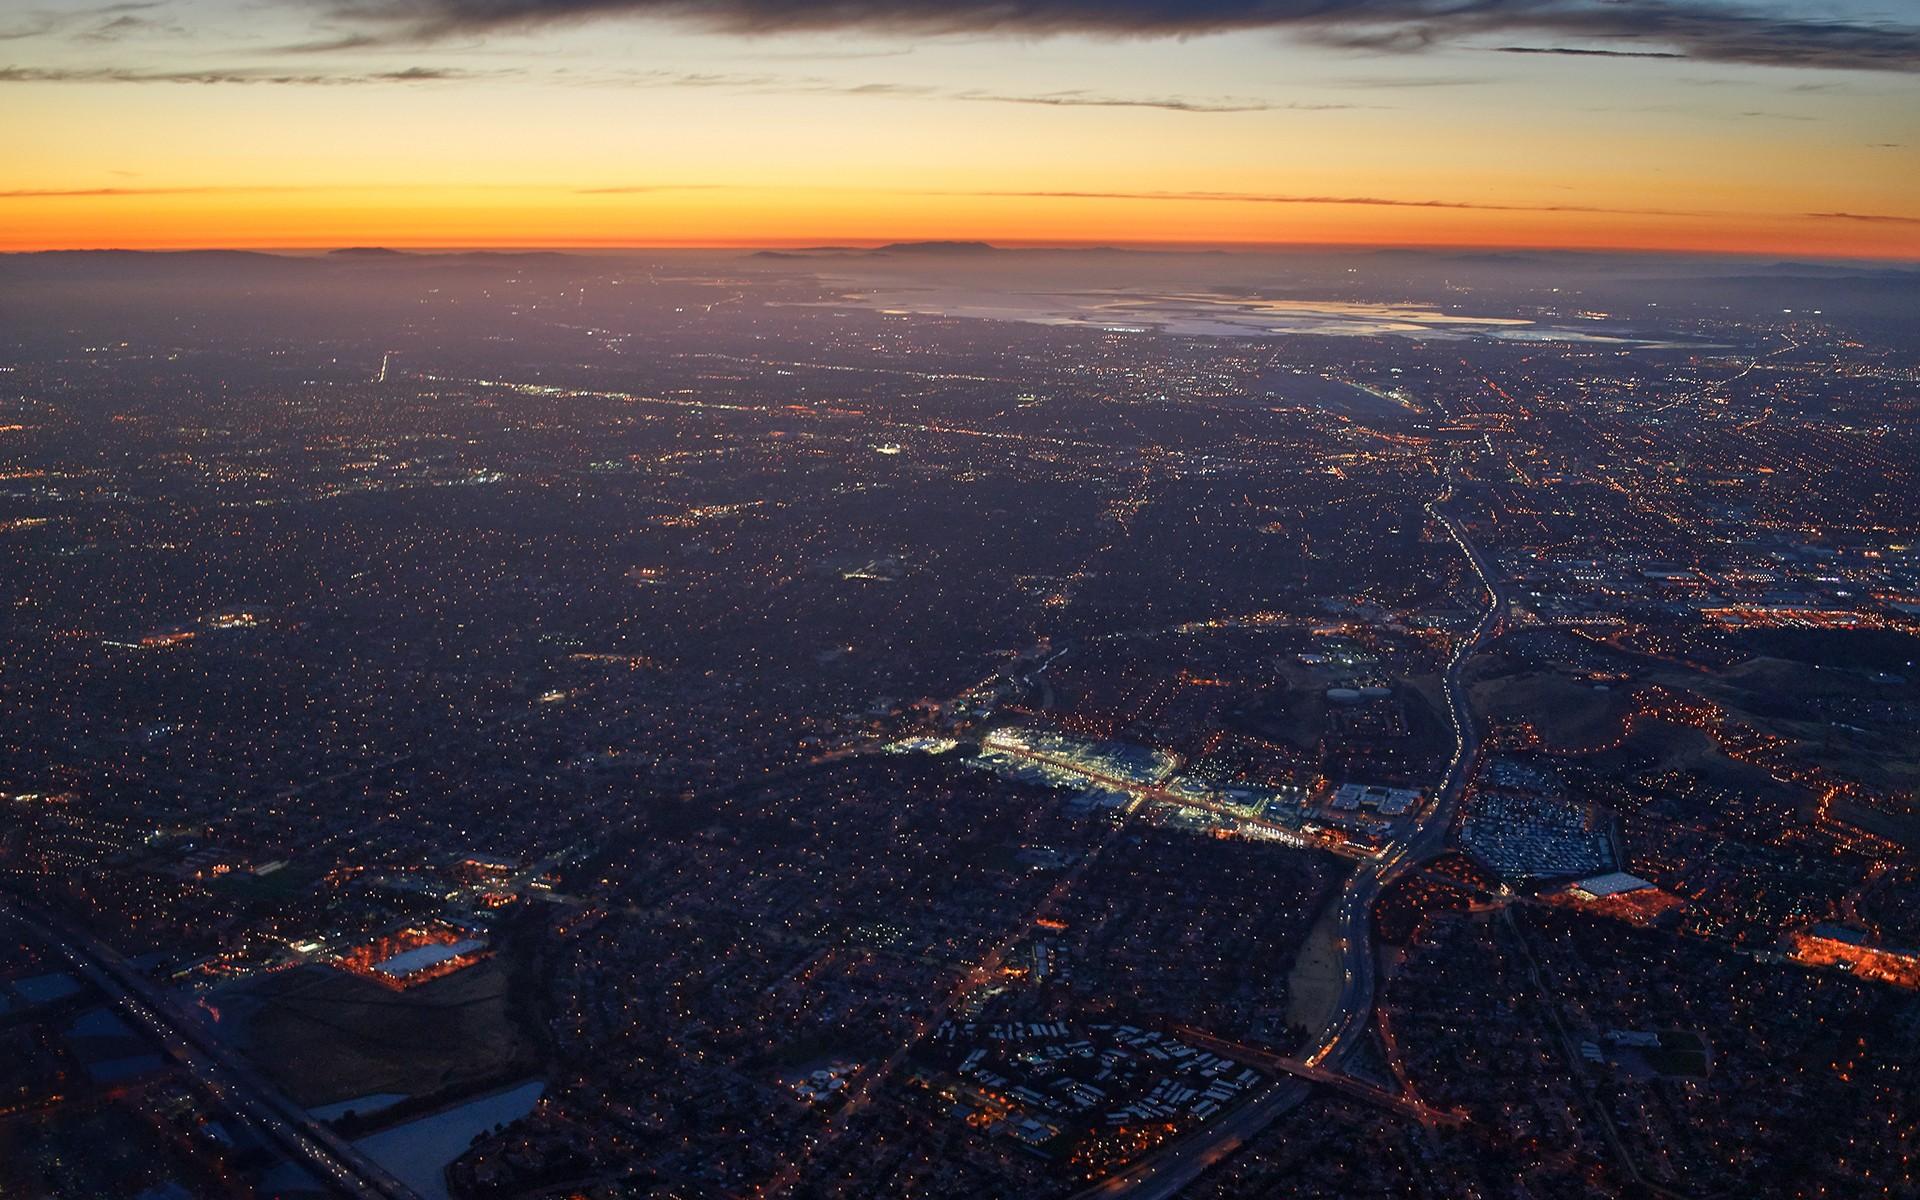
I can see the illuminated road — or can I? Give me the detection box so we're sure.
[1170,1027,1462,1128]
[1067,1080,1314,1200]
[1,902,423,1200]
[1302,471,1506,1070]
[756,807,1139,1200]
[1077,467,1504,1197]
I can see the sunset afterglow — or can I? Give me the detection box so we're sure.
[4,0,1917,255]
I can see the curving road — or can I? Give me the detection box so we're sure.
[1302,478,1507,1070]
[1072,470,1505,1200]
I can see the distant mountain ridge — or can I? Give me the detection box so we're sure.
[748,241,999,260]
[0,247,589,284]
[873,240,998,255]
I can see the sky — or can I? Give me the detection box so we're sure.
[2,0,1917,256]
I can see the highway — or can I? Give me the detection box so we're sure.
[1069,1080,1314,1200]
[1301,476,1507,1070]
[1075,468,1505,1198]
[1,901,423,1200]
[1169,1027,1463,1128]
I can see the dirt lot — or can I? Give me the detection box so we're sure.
[1286,899,1347,1038]
[1471,669,1635,751]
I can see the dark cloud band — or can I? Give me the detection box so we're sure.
[316,0,1920,73]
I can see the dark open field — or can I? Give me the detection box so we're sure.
[220,956,536,1110]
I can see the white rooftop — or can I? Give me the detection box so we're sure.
[1572,872,1652,898]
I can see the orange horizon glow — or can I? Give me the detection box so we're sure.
[3,15,1916,262]
[5,187,1917,260]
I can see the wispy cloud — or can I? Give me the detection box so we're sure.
[0,64,490,84]
[1492,46,1685,61]
[4,186,179,197]
[947,189,1708,218]
[957,90,1363,113]
[572,183,731,194]
[0,1,162,41]
[1324,74,1488,89]
[1807,211,1920,225]
[307,0,1920,74]
[0,61,1332,114]
[581,70,1300,112]
[73,12,182,42]
[0,185,312,197]
[5,182,722,199]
